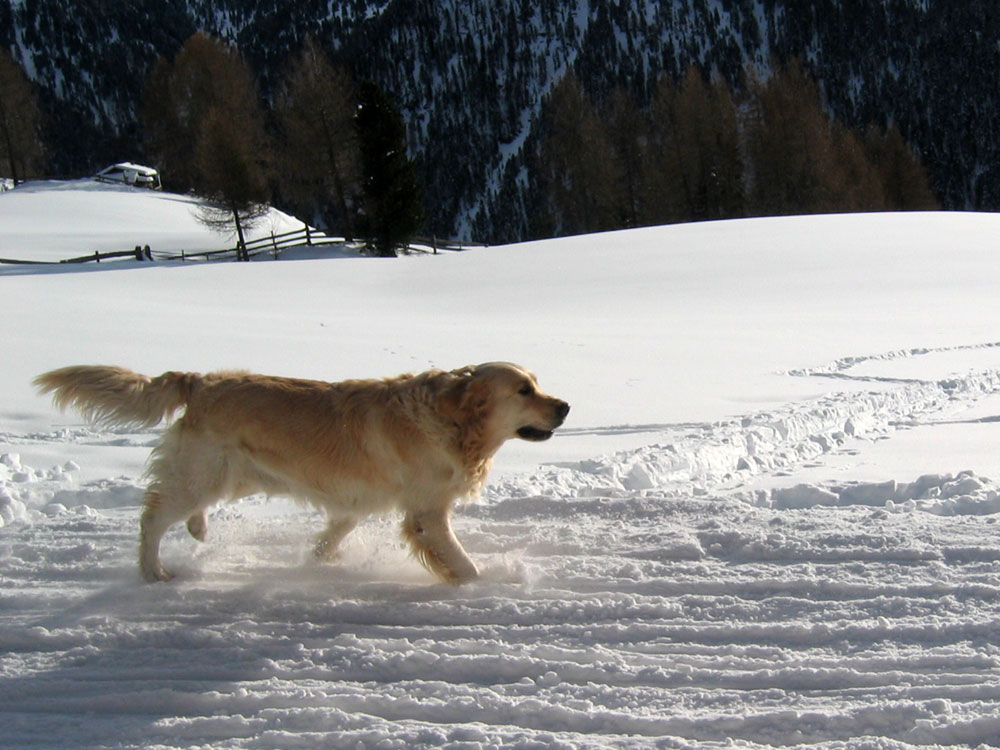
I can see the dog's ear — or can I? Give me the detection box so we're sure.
[437,366,492,432]
[435,366,496,475]
[436,366,480,424]
[436,373,468,425]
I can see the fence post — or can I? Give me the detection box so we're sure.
[271,231,278,260]
[94,251,100,263]
[305,223,312,246]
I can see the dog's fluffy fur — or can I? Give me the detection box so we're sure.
[34,363,569,584]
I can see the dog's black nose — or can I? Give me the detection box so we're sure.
[555,401,570,421]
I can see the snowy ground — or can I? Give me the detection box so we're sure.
[2,181,1000,749]
[0,179,305,263]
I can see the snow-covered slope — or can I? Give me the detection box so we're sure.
[2,182,1000,748]
[0,179,304,262]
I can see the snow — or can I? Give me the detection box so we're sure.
[3,181,1000,749]
[0,179,305,263]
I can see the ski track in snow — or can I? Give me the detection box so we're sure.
[3,343,1000,749]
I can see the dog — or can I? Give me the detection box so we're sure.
[34,363,569,584]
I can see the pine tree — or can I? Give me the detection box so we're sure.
[275,36,361,240]
[355,80,423,256]
[0,49,45,184]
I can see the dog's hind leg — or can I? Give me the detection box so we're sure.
[185,477,266,544]
[139,490,193,582]
[402,508,479,585]
[141,487,224,581]
[138,424,227,582]
[314,515,358,561]
[186,511,208,542]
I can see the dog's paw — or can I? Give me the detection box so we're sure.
[313,539,342,563]
[140,562,175,583]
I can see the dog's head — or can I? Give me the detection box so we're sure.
[437,362,570,455]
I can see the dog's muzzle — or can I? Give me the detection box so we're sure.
[517,400,570,441]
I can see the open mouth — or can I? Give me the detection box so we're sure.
[517,426,554,441]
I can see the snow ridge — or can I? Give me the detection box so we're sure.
[782,340,1000,377]
[501,360,1000,499]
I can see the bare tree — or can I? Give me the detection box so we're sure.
[829,119,886,212]
[195,106,270,260]
[742,59,937,217]
[864,123,939,210]
[0,49,44,184]
[275,36,360,240]
[537,71,623,236]
[601,87,644,228]
[142,33,271,257]
[644,66,743,224]
[744,59,847,216]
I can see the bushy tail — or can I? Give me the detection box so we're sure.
[33,366,200,429]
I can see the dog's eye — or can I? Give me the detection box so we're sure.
[518,383,533,396]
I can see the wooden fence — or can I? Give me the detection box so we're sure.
[155,224,344,262]
[0,248,150,265]
[0,224,487,266]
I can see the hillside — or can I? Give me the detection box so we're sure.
[0,179,307,263]
[4,0,1000,241]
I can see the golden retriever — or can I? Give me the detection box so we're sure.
[34,363,569,584]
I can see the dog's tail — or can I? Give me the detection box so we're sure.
[33,366,201,429]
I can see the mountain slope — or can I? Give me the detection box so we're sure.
[5,0,998,241]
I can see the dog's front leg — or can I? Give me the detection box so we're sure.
[402,508,479,585]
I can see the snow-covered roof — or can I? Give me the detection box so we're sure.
[96,162,159,177]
